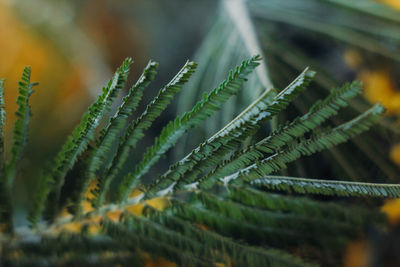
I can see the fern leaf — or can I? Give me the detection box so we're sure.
[197,192,355,234]
[118,56,261,202]
[200,81,362,186]
[214,104,384,189]
[89,60,158,178]
[71,60,158,216]
[147,68,315,196]
[29,58,132,225]
[93,61,197,208]
[251,176,400,198]
[228,186,384,225]
[5,68,38,188]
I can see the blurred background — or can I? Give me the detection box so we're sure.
[2,1,400,265]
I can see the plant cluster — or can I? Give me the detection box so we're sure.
[0,56,399,266]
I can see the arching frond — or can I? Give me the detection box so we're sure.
[251,176,400,197]
[93,61,197,208]
[28,58,132,225]
[173,200,348,251]
[71,60,159,216]
[196,192,356,237]
[214,104,384,189]
[89,60,158,179]
[228,186,384,225]
[5,68,38,188]
[148,68,315,196]
[118,56,261,202]
[200,81,363,186]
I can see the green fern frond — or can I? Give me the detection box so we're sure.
[200,81,362,186]
[173,200,345,250]
[5,67,38,188]
[71,60,159,216]
[118,55,261,202]
[228,186,384,225]
[251,175,400,197]
[88,60,158,179]
[1,54,398,267]
[217,104,384,189]
[93,60,197,208]
[148,68,315,195]
[173,67,316,191]
[29,58,132,225]
[196,192,356,237]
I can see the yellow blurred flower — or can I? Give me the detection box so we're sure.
[381,198,400,225]
[378,0,400,10]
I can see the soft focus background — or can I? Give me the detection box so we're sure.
[2,1,400,265]
[0,0,216,204]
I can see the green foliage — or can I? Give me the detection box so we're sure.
[71,60,159,216]
[5,68,38,188]
[199,82,363,187]
[29,58,132,224]
[92,60,197,208]
[119,55,261,202]
[0,56,399,267]
[147,67,315,195]
[188,0,400,183]
[251,175,400,197]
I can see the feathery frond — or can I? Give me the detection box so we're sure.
[71,60,158,216]
[200,81,363,186]
[251,176,400,197]
[5,68,38,188]
[93,61,197,208]
[118,55,261,202]
[148,68,315,196]
[0,54,397,267]
[29,58,132,225]
[216,104,384,189]
[228,186,384,225]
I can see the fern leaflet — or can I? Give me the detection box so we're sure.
[71,60,158,216]
[29,58,132,225]
[200,81,363,186]
[93,61,197,207]
[213,104,384,189]
[6,67,38,188]
[148,68,315,196]
[118,56,261,202]
[251,175,400,197]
